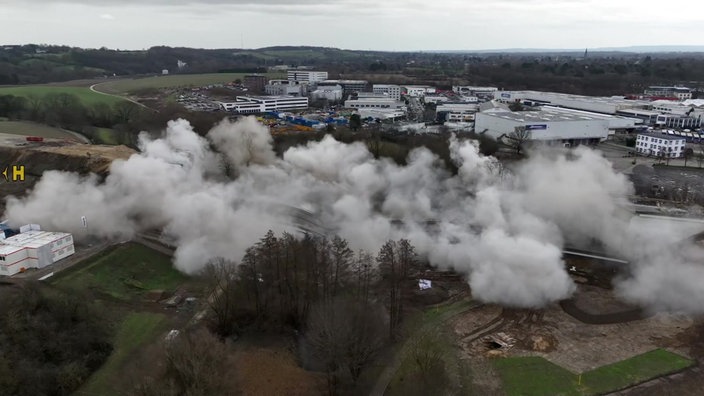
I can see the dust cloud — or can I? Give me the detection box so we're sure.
[4,116,703,311]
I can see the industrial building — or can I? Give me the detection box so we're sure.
[402,85,436,97]
[372,84,402,100]
[264,80,307,96]
[344,97,406,111]
[475,108,610,146]
[452,86,499,98]
[423,95,450,104]
[243,74,268,93]
[0,225,75,276]
[310,84,343,101]
[644,86,693,101]
[494,90,650,115]
[218,96,309,113]
[635,133,686,158]
[358,108,406,121]
[287,70,328,83]
[318,80,368,96]
[436,102,479,123]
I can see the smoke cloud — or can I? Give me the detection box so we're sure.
[4,116,704,311]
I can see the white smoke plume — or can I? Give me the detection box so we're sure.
[4,116,703,311]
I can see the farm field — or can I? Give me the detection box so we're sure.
[494,349,695,396]
[0,120,84,141]
[0,85,125,106]
[51,242,187,302]
[93,72,285,94]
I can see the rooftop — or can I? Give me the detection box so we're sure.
[637,132,686,141]
[481,107,608,122]
[1,230,71,251]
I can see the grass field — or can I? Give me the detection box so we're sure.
[0,120,83,141]
[494,349,695,396]
[51,242,187,301]
[386,300,476,396]
[94,127,121,145]
[93,72,285,94]
[76,312,168,396]
[581,349,695,394]
[0,85,125,106]
[495,356,583,396]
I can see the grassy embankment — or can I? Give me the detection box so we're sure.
[52,242,189,396]
[494,349,695,396]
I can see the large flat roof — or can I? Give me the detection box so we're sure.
[1,230,71,251]
[503,90,651,107]
[482,107,608,122]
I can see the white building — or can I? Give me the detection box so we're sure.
[344,97,406,111]
[636,133,686,158]
[310,84,343,101]
[402,85,436,97]
[218,96,309,113]
[644,86,692,100]
[287,70,328,83]
[436,102,479,123]
[318,80,368,96]
[265,80,307,96]
[372,84,402,100]
[358,108,406,121]
[0,226,75,276]
[423,95,450,104]
[475,108,610,146]
[452,86,498,97]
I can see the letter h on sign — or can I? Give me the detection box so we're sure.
[2,165,25,182]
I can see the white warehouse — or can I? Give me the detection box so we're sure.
[475,108,610,146]
[635,133,686,158]
[0,225,75,276]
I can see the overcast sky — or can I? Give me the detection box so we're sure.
[1,0,701,51]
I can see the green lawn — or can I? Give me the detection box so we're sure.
[76,312,169,396]
[0,120,82,141]
[582,349,694,394]
[51,242,186,301]
[94,127,120,145]
[494,349,695,396]
[0,85,125,106]
[93,72,284,94]
[495,356,583,396]
[386,300,477,396]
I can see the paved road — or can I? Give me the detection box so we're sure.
[89,82,154,110]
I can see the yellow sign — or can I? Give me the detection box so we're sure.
[2,165,25,182]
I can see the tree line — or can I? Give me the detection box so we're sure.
[0,93,226,147]
[0,284,112,396]
[136,230,425,396]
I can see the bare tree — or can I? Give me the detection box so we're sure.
[502,126,531,154]
[684,148,694,167]
[353,250,375,304]
[377,239,415,339]
[201,258,241,338]
[305,298,387,395]
[134,328,237,396]
[407,330,445,381]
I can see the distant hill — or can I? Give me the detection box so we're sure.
[429,45,704,54]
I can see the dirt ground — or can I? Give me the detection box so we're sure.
[453,284,697,377]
